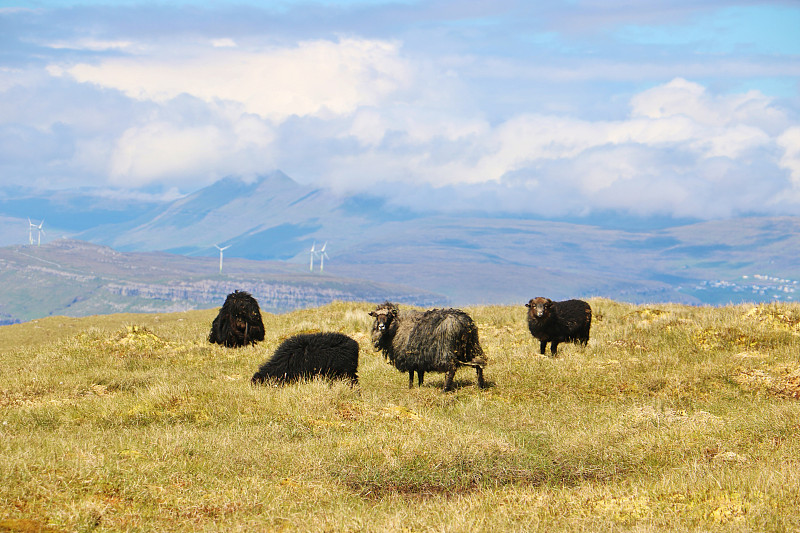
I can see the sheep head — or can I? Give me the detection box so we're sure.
[369,302,399,350]
[526,297,553,321]
[227,294,261,327]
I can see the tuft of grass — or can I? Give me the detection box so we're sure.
[1,300,799,531]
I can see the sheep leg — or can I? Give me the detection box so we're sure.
[443,368,457,392]
[539,340,547,355]
[550,342,559,356]
[418,371,424,387]
[408,371,415,389]
[475,366,486,388]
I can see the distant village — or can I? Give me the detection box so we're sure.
[694,274,798,301]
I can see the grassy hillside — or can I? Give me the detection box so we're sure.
[1,300,799,532]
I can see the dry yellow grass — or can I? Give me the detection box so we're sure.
[1,299,799,531]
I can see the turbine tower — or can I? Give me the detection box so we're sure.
[309,242,316,272]
[318,242,330,272]
[215,244,231,274]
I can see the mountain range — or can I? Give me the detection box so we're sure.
[2,171,799,322]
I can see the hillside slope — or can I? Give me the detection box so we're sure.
[0,240,445,324]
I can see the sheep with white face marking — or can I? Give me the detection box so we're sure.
[526,297,591,356]
[369,302,487,391]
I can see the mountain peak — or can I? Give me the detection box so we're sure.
[260,169,297,187]
[207,170,298,190]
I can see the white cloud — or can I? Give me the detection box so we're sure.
[316,77,793,220]
[22,22,800,219]
[469,79,781,191]
[777,127,800,187]
[109,123,225,185]
[46,39,135,52]
[57,37,412,123]
[631,78,719,124]
[211,38,237,48]
[43,36,414,187]
[693,123,770,159]
[346,107,488,147]
[108,118,275,187]
[630,78,786,131]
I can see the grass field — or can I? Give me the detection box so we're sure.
[1,299,799,532]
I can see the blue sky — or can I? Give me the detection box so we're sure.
[1,0,798,219]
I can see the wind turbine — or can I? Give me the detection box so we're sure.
[309,242,316,272]
[318,242,330,272]
[36,220,45,246]
[214,244,230,274]
[28,218,44,246]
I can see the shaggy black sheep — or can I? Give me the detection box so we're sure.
[525,297,591,356]
[251,332,359,385]
[369,302,487,391]
[208,290,265,347]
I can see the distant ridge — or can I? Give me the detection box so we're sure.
[0,239,446,323]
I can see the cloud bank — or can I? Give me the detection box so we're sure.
[0,1,798,219]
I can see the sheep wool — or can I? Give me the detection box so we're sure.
[369,302,487,391]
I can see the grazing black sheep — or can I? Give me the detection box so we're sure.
[525,297,591,356]
[369,302,487,391]
[251,332,359,385]
[208,290,265,347]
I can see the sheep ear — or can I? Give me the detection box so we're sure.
[368,311,376,317]
[525,302,530,308]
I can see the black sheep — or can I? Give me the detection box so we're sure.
[208,290,265,347]
[369,302,487,391]
[251,332,359,385]
[525,297,591,356]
